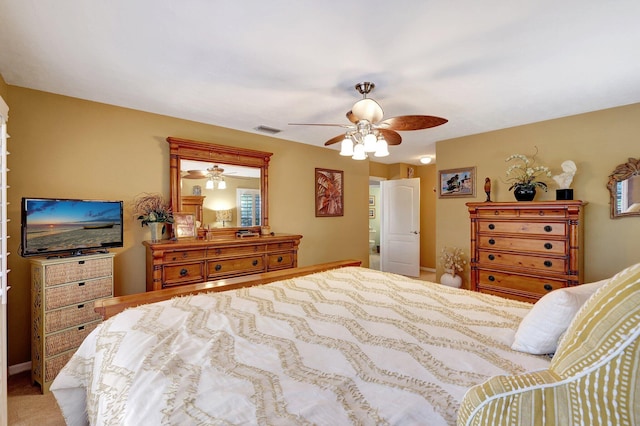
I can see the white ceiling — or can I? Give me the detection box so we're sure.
[1,1,639,165]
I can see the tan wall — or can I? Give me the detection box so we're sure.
[0,75,7,100]
[5,86,371,365]
[417,164,437,269]
[435,102,640,289]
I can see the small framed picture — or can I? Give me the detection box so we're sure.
[439,167,476,198]
[368,208,375,219]
[173,212,197,238]
[315,168,344,217]
[368,195,375,206]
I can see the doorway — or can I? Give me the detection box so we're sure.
[369,178,382,270]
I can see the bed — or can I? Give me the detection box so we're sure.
[50,260,640,425]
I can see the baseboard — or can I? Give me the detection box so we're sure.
[420,267,436,273]
[8,361,30,376]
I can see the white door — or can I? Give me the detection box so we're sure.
[380,178,420,277]
[0,95,9,426]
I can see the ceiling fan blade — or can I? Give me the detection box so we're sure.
[324,134,347,146]
[378,129,402,145]
[182,170,208,179]
[289,123,353,128]
[379,115,448,131]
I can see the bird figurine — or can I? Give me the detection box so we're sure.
[484,177,492,202]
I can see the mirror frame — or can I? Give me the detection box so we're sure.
[167,136,273,234]
[607,156,640,219]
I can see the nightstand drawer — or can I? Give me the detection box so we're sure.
[45,321,99,357]
[478,221,566,236]
[477,250,568,273]
[163,262,205,286]
[207,256,264,278]
[45,277,113,310]
[44,257,112,286]
[478,235,566,255]
[45,302,103,333]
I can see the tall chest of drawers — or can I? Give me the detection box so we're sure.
[31,253,114,393]
[466,201,586,303]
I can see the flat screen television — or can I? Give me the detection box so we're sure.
[20,197,124,258]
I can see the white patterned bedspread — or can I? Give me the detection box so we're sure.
[51,267,550,426]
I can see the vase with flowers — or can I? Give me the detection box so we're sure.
[133,193,174,242]
[439,246,466,288]
[505,147,552,201]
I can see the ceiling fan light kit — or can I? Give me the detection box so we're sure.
[420,156,433,164]
[290,82,447,161]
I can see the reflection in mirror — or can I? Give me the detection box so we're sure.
[607,157,640,218]
[180,160,261,228]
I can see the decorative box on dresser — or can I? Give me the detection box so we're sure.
[144,234,302,291]
[466,201,586,303]
[30,252,114,393]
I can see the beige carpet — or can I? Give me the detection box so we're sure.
[8,371,65,425]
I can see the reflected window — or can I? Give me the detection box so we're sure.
[237,189,261,227]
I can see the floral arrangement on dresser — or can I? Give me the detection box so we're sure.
[132,193,174,226]
[505,148,552,191]
[440,246,466,276]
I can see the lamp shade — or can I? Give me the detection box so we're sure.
[216,209,232,222]
[374,138,389,157]
[352,143,367,160]
[339,137,354,156]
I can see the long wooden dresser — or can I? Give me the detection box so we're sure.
[30,252,114,393]
[143,234,302,291]
[466,201,586,303]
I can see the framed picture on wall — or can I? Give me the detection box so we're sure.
[315,168,344,217]
[439,167,476,198]
[173,212,197,238]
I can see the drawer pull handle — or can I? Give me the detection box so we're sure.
[252,260,258,266]
[78,326,85,331]
[544,225,553,232]
[182,252,188,258]
[78,260,85,265]
[77,304,84,309]
[544,260,552,267]
[488,239,496,245]
[488,224,495,230]
[215,264,222,271]
[488,254,495,261]
[78,282,85,287]
[180,268,188,276]
[216,249,222,255]
[544,243,553,250]
[278,256,283,262]
[544,284,553,291]
[494,211,499,215]
[488,275,495,282]
[539,211,545,216]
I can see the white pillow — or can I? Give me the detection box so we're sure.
[511,279,608,355]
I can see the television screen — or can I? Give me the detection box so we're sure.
[20,198,124,257]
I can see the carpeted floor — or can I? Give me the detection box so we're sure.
[7,371,65,425]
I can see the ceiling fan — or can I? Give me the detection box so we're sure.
[182,165,228,189]
[289,82,447,159]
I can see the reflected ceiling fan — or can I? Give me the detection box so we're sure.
[182,165,228,189]
[289,82,447,159]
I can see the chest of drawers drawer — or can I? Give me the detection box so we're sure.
[478,221,566,236]
[163,262,205,286]
[208,244,265,257]
[477,249,568,273]
[162,249,206,263]
[45,277,113,311]
[44,257,113,286]
[207,256,265,279]
[477,269,566,297]
[478,235,566,255]
[268,252,295,269]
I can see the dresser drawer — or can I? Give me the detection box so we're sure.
[208,245,265,257]
[267,242,296,251]
[207,256,264,278]
[517,208,569,218]
[45,321,99,357]
[478,235,566,255]
[45,351,75,383]
[478,269,566,296]
[162,249,206,263]
[268,252,295,270]
[163,262,205,286]
[45,302,103,334]
[477,250,568,273]
[44,257,112,286]
[45,277,113,310]
[478,221,566,236]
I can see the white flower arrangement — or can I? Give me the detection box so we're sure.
[439,246,466,275]
[505,147,552,191]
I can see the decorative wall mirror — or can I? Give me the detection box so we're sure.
[167,137,272,236]
[607,156,640,219]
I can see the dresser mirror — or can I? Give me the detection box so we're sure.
[607,156,640,218]
[167,137,272,234]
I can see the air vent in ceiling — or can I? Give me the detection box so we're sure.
[254,125,282,135]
